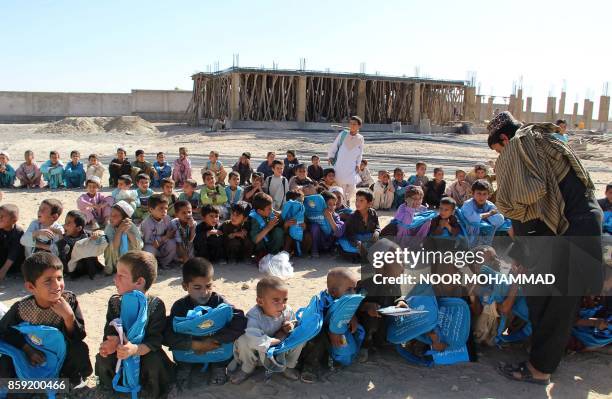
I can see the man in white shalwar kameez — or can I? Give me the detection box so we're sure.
[327,116,365,206]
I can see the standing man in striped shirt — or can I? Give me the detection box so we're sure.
[487,112,603,385]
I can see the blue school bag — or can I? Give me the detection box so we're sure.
[265,295,324,371]
[337,233,372,254]
[249,209,270,242]
[389,210,439,230]
[388,287,470,366]
[281,200,305,256]
[324,293,365,366]
[304,194,332,236]
[478,266,532,344]
[571,306,612,349]
[603,211,612,234]
[112,290,148,399]
[172,304,234,369]
[0,323,67,399]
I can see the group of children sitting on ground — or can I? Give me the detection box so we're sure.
[0,144,610,397]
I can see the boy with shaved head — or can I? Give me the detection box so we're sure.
[300,267,359,383]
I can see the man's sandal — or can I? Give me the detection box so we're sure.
[497,361,551,385]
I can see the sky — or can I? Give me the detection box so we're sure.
[1,0,610,113]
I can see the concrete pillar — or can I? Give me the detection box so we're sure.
[356,80,366,121]
[475,95,483,122]
[525,97,533,122]
[412,83,421,126]
[572,102,579,127]
[516,89,523,120]
[229,73,240,121]
[558,91,566,120]
[463,86,476,121]
[598,95,610,131]
[508,94,516,116]
[546,97,557,121]
[487,97,494,120]
[583,99,593,130]
[296,76,306,123]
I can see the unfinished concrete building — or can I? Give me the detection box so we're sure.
[187,67,466,127]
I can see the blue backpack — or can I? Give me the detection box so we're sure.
[603,211,612,234]
[265,296,323,372]
[571,306,612,349]
[0,323,67,399]
[249,209,270,242]
[389,210,439,231]
[337,233,372,254]
[304,194,332,236]
[324,293,365,366]
[281,200,305,255]
[112,290,148,399]
[479,266,532,345]
[172,304,234,370]
[388,288,471,367]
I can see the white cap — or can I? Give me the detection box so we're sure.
[86,176,102,187]
[113,200,134,218]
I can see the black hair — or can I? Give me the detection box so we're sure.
[488,120,522,148]
[393,167,403,174]
[433,167,444,175]
[66,210,86,229]
[22,252,63,285]
[201,204,220,217]
[161,177,175,187]
[286,190,303,201]
[231,201,252,217]
[173,200,191,213]
[323,168,335,177]
[252,192,273,211]
[148,194,169,210]
[70,150,80,157]
[136,174,150,182]
[606,183,612,192]
[321,190,336,203]
[118,175,132,185]
[471,179,491,192]
[355,189,374,203]
[182,257,214,284]
[135,149,144,157]
[271,159,283,168]
[228,171,240,180]
[555,119,567,126]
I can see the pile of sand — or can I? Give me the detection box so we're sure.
[36,117,106,134]
[102,115,159,134]
[36,116,158,135]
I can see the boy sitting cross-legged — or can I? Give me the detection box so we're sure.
[194,204,225,264]
[164,258,247,390]
[249,192,286,261]
[172,200,197,265]
[95,251,174,398]
[20,199,64,257]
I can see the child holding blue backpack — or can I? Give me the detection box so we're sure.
[164,258,247,389]
[231,276,303,384]
[0,252,92,391]
[95,251,174,398]
[300,267,361,383]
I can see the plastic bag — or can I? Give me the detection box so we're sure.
[259,251,293,279]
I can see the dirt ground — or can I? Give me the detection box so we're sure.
[0,123,610,399]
